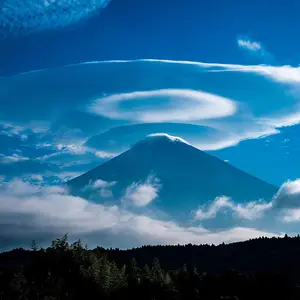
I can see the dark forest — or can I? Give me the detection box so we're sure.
[1,234,300,300]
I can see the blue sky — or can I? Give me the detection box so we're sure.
[2,0,300,75]
[1,0,300,249]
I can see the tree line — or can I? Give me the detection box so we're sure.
[1,234,300,299]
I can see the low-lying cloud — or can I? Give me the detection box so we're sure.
[194,179,300,223]
[83,179,116,199]
[195,196,272,221]
[0,179,280,251]
[123,176,160,207]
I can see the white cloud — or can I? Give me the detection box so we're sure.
[39,142,110,170]
[0,179,39,197]
[27,174,44,182]
[0,121,49,139]
[0,180,280,250]
[194,196,272,221]
[130,59,300,84]
[20,172,81,185]
[92,179,117,189]
[95,151,117,159]
[3,58,300,158]
[237,38,261,52]
[0,153,29,164]
[8,58,300,86]
[273,179,300,209]
[199,63,300,84]
[236,36,273,60]
[193,179,300,224]
[50,172,81,182]
[195,196,231,220]
[88,89,238,123]
[83,179,116,199]
[281,209,300,222]
[100,188,113,198]
[0,122,27,137]
[123,176,161,207]
[79,59,300,150]
[84,179,116,190]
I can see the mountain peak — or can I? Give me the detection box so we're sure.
[68,132,277,224]
[135,133,191,147]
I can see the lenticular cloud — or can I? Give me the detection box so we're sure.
[0,0,111,36]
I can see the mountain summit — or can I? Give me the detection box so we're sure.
[135,133,191,147]
[67,134,278,223]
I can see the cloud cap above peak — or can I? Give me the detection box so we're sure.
[139,133,191,146]
[88,89,238,123]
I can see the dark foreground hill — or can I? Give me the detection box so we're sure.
[1,235,300,299]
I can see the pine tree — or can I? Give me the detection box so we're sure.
[30,240,39,251]
[127,258,140,285]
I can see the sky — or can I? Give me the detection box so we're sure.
[1,0,300,250]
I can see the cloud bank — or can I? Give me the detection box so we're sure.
[0,179,280,251]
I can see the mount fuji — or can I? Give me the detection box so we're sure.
[67,134,278,225]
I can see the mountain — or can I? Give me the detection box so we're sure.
[67,134,278,225]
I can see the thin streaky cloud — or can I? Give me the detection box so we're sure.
[5,59,300,85]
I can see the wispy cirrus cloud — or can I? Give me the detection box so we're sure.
[0,0,111,36]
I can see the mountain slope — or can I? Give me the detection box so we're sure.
[67,134,278,223]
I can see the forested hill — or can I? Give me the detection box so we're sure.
[99,234,300,276]
[1,235,300,275]
[1,235,300,299]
